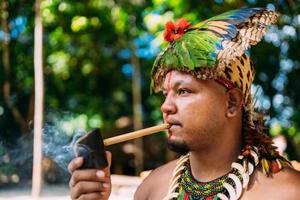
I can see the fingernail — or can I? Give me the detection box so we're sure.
[70,181,74,187]
[103,183,110,188]
[96,170,105,178]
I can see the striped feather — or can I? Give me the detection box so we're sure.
[191,8,279,67]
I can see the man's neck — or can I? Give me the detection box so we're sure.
[188,129,242,182]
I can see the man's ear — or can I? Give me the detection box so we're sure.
[226,88,243,118]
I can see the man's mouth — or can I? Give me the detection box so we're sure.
[165,119,182,136]
[169,124,181,130]
[165,117,181,126]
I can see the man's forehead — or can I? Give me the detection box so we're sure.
[162,70,200,90]
[163,71,194,82]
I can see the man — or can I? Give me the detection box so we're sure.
[68,7,300,200]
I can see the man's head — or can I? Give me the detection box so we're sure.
[150,8,279,154]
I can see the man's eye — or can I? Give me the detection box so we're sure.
[162,91,167,97]
[177,88,189,95]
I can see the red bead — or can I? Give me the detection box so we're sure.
[270,160,281,173]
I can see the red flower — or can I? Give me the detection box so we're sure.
[163,18,191,42]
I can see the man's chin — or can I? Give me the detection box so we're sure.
[167,139,189,155]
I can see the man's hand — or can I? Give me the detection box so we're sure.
[68,151,112,200]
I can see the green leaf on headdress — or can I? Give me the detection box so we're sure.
[163,48,180,68]
[176,41,195,69]
[172,30,220,69]
[186,31,220,67]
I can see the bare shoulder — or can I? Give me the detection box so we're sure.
[134,159,178,200]
[276,166,300,182]
[268,167,300,195]
[244,167,300,199]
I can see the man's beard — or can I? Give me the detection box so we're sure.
[167,140,189,155]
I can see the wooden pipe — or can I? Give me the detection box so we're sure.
[74,123,170,169]
[104,123,170,146]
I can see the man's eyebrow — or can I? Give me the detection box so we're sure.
[162,80,187,91]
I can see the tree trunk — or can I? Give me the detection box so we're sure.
[31,0,44,196]
[131,45,144,175]
[1,0,29,134]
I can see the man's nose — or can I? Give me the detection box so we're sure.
[160,95,176,115]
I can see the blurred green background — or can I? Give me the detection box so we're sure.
[0,0,300,187]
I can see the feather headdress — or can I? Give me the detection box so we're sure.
[151,7,279,108]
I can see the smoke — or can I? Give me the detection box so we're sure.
[42,111,87,172]
[42,122,85,171]
[4,111,88,183]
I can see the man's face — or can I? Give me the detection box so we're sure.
[161,70,229,153]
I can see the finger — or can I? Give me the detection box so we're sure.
[71,181,110,199]
[75,192,105,200]
[72,181,101,199]
[69,169,108,187]
[68,157,84,174]
[103,151,112,177]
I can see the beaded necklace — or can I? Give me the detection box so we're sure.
[163,145,286,200]
[163,146,261,200]
[177,159,242,200]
